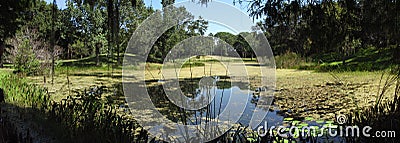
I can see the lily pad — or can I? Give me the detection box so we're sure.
[305,117,314,121]
[284,117,294,121]
[283,139,295,143]
[310,126,320,130]
[247,138,256,142]
[292,130,300,138]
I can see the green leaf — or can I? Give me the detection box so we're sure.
[283,117,293,121]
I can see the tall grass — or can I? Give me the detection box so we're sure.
[347,66,399,142]
[0,73,48,143]
[47,86,152,143]
[275,52,312,69]
[0,74,49,109]
[0,74,153,142]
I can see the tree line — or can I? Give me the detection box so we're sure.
[1,0,398,73]
[0,0,154,71]
[245,0,399,64]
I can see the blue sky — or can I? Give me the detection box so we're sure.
[46,0,247,13]
[45,0,259,34]
[45,0,66,9]
[146,0,264,34]
[144,0,250,12]
[45,0,250,13]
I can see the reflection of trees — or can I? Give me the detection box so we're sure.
[144,78,234,124]
[142,77,267,125]
[146,83,184,123]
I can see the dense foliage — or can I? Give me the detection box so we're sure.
[245,0,399,64]
[0,0,153,70]
[1,0,398,72]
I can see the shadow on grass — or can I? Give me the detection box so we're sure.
[244,63,268,67]
[70,72,122,79]
[60,54,135,68]
[1,103,46,143]
[316,47,397,72]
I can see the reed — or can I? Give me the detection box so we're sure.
[0,73,153,142]
[46,86,153,142]
[347,66,399,142]
[0,74,50,110]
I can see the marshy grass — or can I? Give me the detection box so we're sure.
[0,74,50,109]
[47,86,152,143]
[346,66,399,142]
[275,52,312,69]
[0,73,153,142]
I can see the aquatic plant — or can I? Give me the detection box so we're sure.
[348,66,399,142]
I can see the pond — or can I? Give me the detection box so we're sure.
[116,76,347,142]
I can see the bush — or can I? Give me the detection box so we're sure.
[182,61,205,68]
[6,28,62,75]
[13,39,41,75]
[275,52,310,69]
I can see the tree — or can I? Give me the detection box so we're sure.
[245,0,399,65]
[6,28,62,75]
[0,0,26,68]
[146,2,209,63]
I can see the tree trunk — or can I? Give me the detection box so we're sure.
[107,0,114,72]
[342,56,346,65]
[0,42,4,68]
[0,53,3,68]
[115,0,120,65]
[96,43,101,66]
[395,44,400,65]
[342,49,347,66]
[51,0,56,84]
[67,45,71,59]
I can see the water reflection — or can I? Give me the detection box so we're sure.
[144,77,283,128]
[113,77,346,142]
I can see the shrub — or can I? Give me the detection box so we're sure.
[275,52,310,69]
[6,28,62,75]
[13,39,41,75]
[182,61,205,68]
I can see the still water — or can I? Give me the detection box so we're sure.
[118,77,346,142]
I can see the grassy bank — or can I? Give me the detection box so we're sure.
[0,73,151,142]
